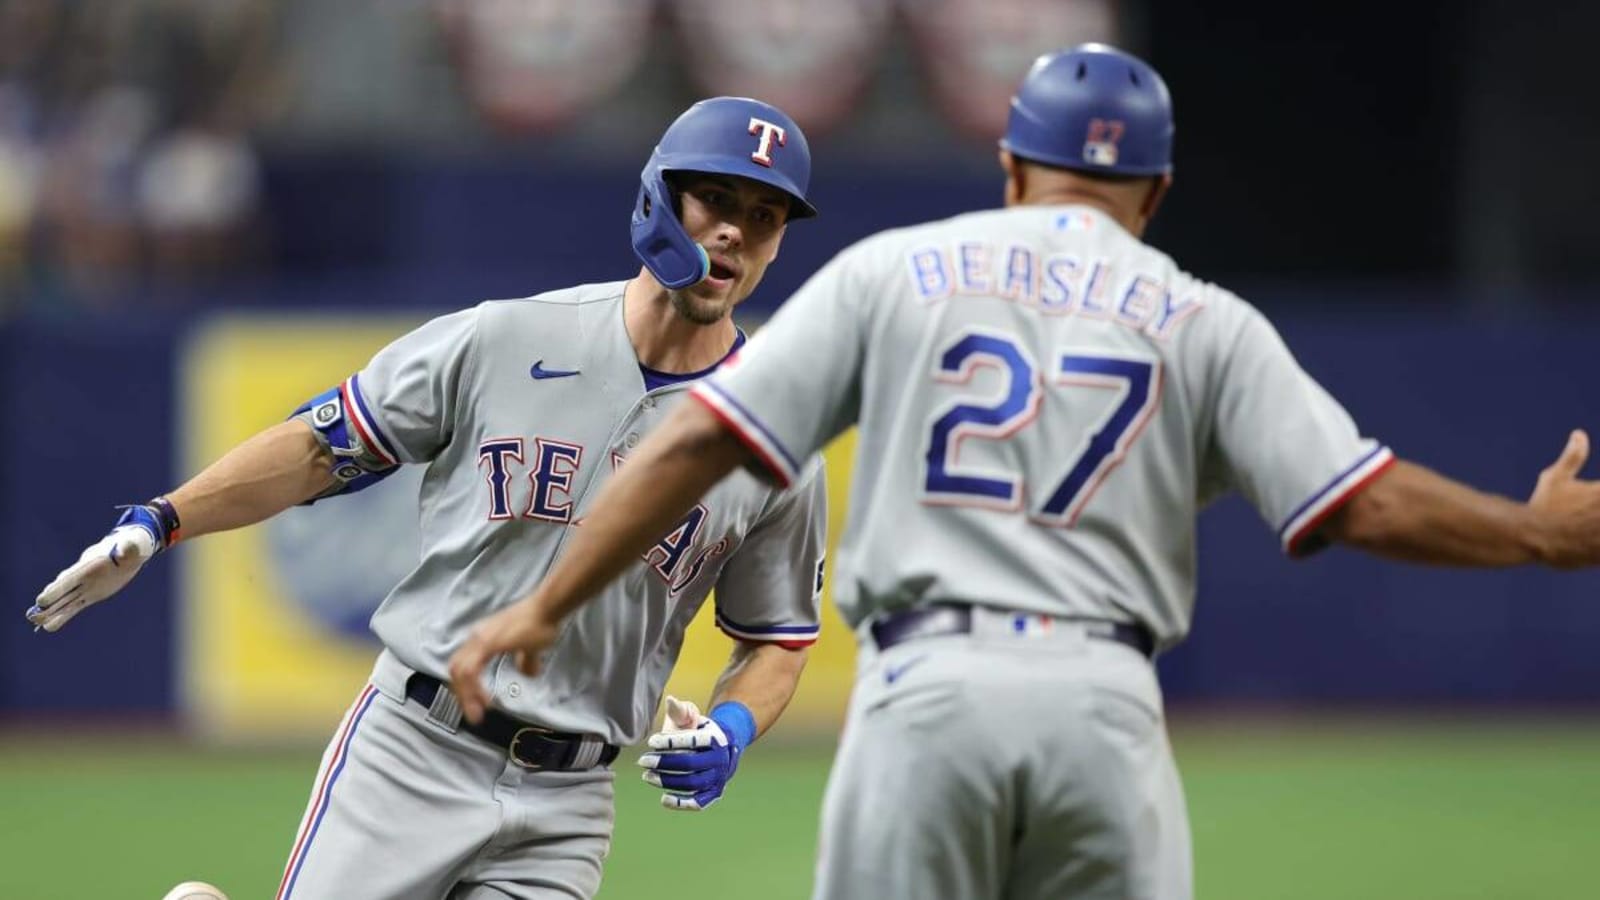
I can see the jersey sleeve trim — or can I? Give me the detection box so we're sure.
[1278,445,1396,557]
[714,608,820,648]
[341,374,401,467]
[690,382,800,488]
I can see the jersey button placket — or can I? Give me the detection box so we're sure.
[625,433,641,449]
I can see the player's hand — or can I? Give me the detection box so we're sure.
[447,599,563,724]
[1528,429,1600,568]
[636,696,751,812]
[27,523,160,633]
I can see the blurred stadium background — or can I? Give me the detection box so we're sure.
[4,0,1599,897]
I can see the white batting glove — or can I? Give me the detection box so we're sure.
[27,525,159,633]
[650,695,707,750]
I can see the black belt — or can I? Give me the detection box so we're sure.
[405,673,620,771]
[869,604,1156,659]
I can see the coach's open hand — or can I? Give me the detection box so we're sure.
[1528,430,1600,568]
[447,599,562,724]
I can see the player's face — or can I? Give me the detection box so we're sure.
[668,174,790,325]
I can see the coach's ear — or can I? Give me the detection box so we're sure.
[1140,173,1173,220]
[998,149,1024,207]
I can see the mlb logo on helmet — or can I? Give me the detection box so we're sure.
[1083,117,1125,167]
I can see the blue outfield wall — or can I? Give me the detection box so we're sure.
[4,305,1599,716]
[1169,310,1600,706]
[1,318,178,715]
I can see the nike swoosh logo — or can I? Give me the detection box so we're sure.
[884,655,928,685]
[530,360,581,380]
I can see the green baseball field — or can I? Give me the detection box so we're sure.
[4,717,1596,899]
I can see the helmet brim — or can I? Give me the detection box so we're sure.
[659,153,818,220]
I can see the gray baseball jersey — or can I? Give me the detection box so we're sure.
[348,280,825,743]
[276,283,824,900]
[697,203,1390,900]
[696,204,1390,649]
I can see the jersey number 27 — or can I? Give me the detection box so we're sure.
[922,329,1161,526]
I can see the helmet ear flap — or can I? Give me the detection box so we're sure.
[639,173,687,220]
[630,162,711,290]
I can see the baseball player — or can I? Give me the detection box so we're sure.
[447,45,1600,900]
[27,96,828,899]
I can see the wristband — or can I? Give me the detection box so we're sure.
[709,701,758,750]
[146,496,182,546]
[113,496,182,549]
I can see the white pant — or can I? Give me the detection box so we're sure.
[276,666,615,900]
[814,613,1191,899]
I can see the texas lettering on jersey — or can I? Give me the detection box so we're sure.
[476,435,720,594]
[344,283,823,741]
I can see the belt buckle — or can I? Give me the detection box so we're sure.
[508,725,559,770]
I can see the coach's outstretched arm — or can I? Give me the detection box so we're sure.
[26,421,339,632]
[451,402,746,724]
[1320,430,1600,567]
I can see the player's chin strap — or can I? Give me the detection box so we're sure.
[114,496,182,552]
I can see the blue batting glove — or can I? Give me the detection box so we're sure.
[637,697,757,812]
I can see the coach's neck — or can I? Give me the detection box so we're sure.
[999,150,1172,239]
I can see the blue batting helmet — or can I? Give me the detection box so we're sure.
[631,97,818,290]
[1001,43,1174,177]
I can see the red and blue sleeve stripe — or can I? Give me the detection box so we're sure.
[339,373,401,468]
[690,381,801,488]
[715,608,820,649]
[1278,445,1396,557]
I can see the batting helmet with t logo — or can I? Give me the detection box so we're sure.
[631,96,819,290]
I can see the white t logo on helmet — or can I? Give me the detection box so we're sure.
[747,117,787,168]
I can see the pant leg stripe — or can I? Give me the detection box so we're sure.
[275,684,380,900]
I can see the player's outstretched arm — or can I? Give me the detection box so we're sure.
[27,420,338,632]
[449,401,749,723]
[165,419,340,538]
[638,641,808,811]
[1321,430,1600,568]
[164,420,339,540]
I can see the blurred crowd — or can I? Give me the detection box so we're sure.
[0,0,1115,316]
[0,0,282,313]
